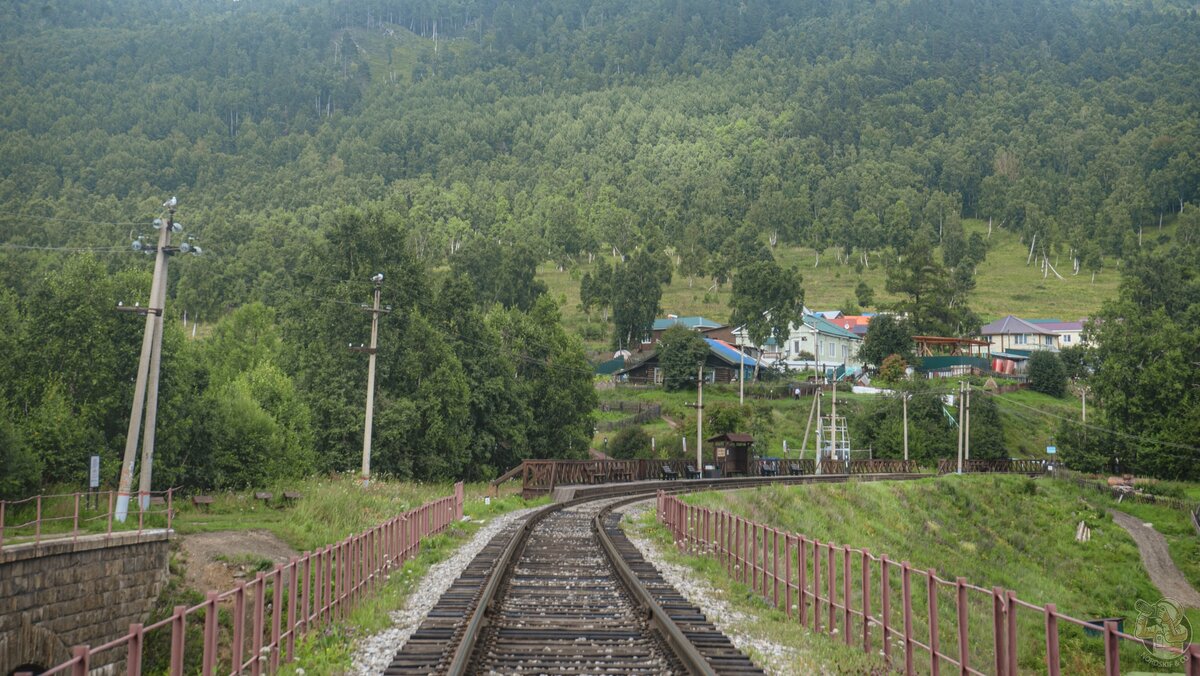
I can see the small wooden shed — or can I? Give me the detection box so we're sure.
[708,432,755,476]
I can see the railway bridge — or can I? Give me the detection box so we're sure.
[0,528,171,675]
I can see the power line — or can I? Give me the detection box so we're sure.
[0,243,141,253]
[978,388,1200,453]
[0,212,155,226]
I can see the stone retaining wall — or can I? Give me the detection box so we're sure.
[0,530,171,674]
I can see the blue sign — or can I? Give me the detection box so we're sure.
[1046,446,1057,454]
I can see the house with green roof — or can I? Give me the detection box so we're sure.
[733,313,863,377]
[633,315,733,354]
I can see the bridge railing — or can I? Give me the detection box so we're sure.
[658,492,1200,676]
[512,458,928,497]
[0,489,175,551]
[33,482,465,676]
[937,458,1049,475]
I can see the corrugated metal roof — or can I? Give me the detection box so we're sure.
[705,338,760,368]
[980,315,1055,336]
[652,316,725,331]
[803,314,862,340]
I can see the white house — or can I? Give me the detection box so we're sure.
[980,315,1058,352]
[734,314,864,375]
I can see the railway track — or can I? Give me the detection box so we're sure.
[384,474,920,675]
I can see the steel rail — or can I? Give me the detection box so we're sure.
[593,493,717,675]
[443,471,923,675]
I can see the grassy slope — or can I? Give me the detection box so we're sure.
[679,476,1200,674]
[596,385,1082,460]
[169,474,524,551]
[545,219,1128,354]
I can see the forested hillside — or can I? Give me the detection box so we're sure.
[1,0,1198,493]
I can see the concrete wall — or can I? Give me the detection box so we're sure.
[0,530,171,675]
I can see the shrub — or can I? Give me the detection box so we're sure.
[1028,351,1067,397]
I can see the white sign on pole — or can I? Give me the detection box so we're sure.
[89,455,101,488]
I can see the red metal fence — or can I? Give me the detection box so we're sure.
[658,492,1200,676]
[1,489,175,550]
[29,482,465,676]
[937,459,1049,475]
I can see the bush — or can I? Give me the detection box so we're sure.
[878,354,908,383]
[1028,351,1067,397]
[608,426,653,459]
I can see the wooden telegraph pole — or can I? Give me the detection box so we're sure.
[956,381,965,474]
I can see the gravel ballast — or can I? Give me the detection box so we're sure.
[615,500,813,676]
[349,506,539,674]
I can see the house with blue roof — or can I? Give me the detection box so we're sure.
[615,337,759,385]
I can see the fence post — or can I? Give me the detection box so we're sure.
[170,605,187,676]
[785,535,793,619]
[799,536,808,626]
[1103,619,1120,676]
[127,623,144,676]
[70,646,89,676]
[882,556,891,665]
[927,569,940,676]
[0,500,5,548]
[167,488,173,532]
[251,574,265,676]
[35,495,41,545]
[232,583,246,674]
[992,587,1006,676]
[1044,603,1060,676]
[106,491,113,536]
[956,578,968,675]
[203,591,219,676]
[271,566,283,671]
[862,549,871,653]
[73,493,80,541]
[813,540,822,633]
[1186,642,1199,676]
[287,557,299,661]
[827,545,835,633]
[843,546,852,646]
[902,562,914,676]
[1006,591,1018,675]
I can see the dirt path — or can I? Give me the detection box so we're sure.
[178,530,299,594]
[1109,509,1200,608]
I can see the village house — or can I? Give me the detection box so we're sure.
[733,313,864,378]
[615,338,759,385]
[632,315,732,354]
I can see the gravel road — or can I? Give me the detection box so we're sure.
[1109,509,1200,608]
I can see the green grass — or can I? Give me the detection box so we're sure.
[546,219,1126,354]
[623,508,889,674]
[676,476,1199,674]
[280,493,541,674]
[169,474,518,552]
[592,385,1082,461]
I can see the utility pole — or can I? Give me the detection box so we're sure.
[956,381,964,474]
[350,274,388,486]
[696,364,704,472]
[137,233,169,512]
[800,391,817,460]
[964,382,972,461]
[115,198,197,522]
[739,344,745,405]
[902,392,909,462]
[1081,385,1087,423]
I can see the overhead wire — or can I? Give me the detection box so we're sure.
[976,387,1200,453]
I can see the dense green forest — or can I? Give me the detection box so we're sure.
[1,0,1198,494]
